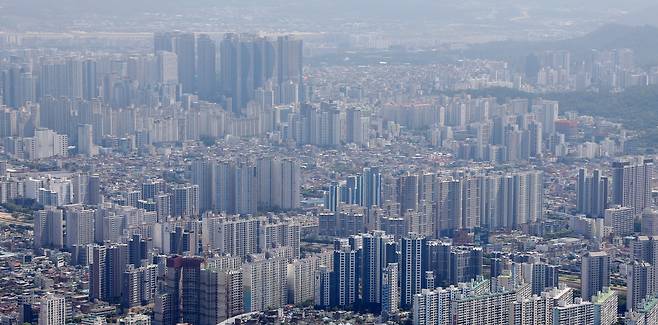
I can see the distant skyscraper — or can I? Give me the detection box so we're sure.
[533,99,559,136]
[157,51,178,85]
[581,251,610,301]
[153,31,196,93]
[642,209,658,236]
[256,157,301,211]
[276,36,303,102]
[279,159,301,210]
[346,108,365,145]
[287,255,323,305]
[324,181,340,212]
[191,159,215,213]
[219,34,243,114]
[435,179,462,235]
[628,236,658,312]
[398,174,419,214]
[175,33,196,94]
[77,124,96,157]
[82,59,98,100]
[426,241,449,287]
[154,32,176,53]
[1,65,24,108]
[196,34,217,100]
[0,107,17,138]
[364,167,382,208]
[127,234,148,267]
[220,34,301,114]
[234,165,257,215]
[221,34,274,115]
[122,264,157,308]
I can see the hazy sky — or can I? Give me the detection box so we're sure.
[1,0,657,42]
[3,0,654,17]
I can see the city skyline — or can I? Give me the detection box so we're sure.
[2,2,658,325]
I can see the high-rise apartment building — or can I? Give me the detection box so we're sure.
[154,32,196,93]
[256,157,301,211]
[331,246,359,308]
[315,265,332,308]
[552,298,594,325]
[275,35,303,98]
[242,255,287,312]
[122,264,157,308]
[196,34,217,100]
[434,170,543,234]
[448,246,484,285]
[381,263,400,319]
[220,34,274,115]
[77,124,96,157]
[627,261,655,312]
[156,51,178,85]
[577,168,609,218]
[592,288,619,325]
[604,205,634,236]
[413,289,440,325]
[199,266,243,325]
[220,34,302,114]
[641,209,658,236]
[612,158,653,216]
[287,255,326,305]
[38,294,66,325]
[89,243,128,304]
[175,33,196,94]
[33,207,64,249]
[581,251,610,301]
[362,231,394,308]
[626,295,658,325]
[153,256,203,325]
[401,234,428,309]
[531,263,560,295]
[64,206,95,249]
[171,184,199,217]
[627,236,658,312]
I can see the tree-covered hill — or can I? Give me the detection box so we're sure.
[449,85,658,152]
